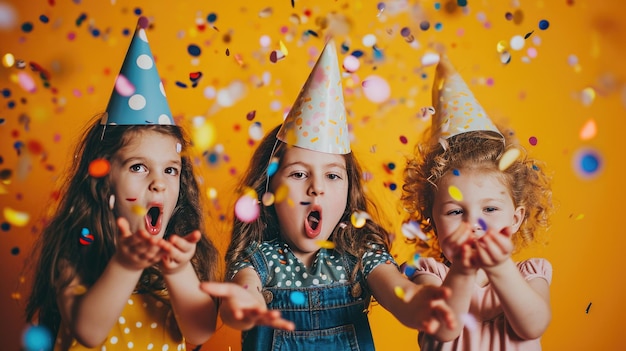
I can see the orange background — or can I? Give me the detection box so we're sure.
[0,1,623,350]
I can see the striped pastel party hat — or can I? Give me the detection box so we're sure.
[276,39,350,154]
[430,55,502,142]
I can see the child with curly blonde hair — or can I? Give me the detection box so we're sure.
[401,55,554,351]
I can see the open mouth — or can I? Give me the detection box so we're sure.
[304,207,322,238]
[144,204,163,235]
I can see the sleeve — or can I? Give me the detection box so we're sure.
[227,243,259,280]
[518,258,553,285]
[410,257,448,283]
[361,243,399,279]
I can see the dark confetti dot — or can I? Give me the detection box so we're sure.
[187,44,201,57]
[457,0,468,6]
[389,183,397,191]
[399,135,408,144]
[387,162,396,170]
[11,247,20,255]
[452,169,460,176]
[419,21,430,31]
[539,19,550,30]
[524,30,534,39]
[351,50,364,58]
[91,28,100,37]
[505,12,513,21]
[21,22,34,33]
[207,13,217,23]
[2,89,10,98]
[39,15,49,23]
[529,136,538,146]
[133,7,142,15]
[175,81,188,88]
[122,28,131,36]
[1,222,10,231]
[246,110,256,121]
[400,27,411,37]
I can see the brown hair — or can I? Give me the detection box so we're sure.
[225,125,392,281]
[25,115,219,338]
[401,127,553,257]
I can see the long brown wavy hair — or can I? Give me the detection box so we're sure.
[401,126,554,258]
[225,125,392,282]
[25,115,220,338]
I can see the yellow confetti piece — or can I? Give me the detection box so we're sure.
[73,285,87,295]
[131,205,147,216]
[317,240,335,249]
[207,187,218,200]
[191,119,216,151]
[242,186,258,199]
[279,40,289,56]
[498,148,521,171]
[574,214,584,220]
[3,207,30,227]
[274,184,289,203]
[394,286,406,301]
[350,211,371,228]
[448,185,463,201]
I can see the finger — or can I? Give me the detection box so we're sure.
[116,217,133,239]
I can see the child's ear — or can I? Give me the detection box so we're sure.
[511,206,526,232]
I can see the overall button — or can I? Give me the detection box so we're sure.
[262,290,273,304]
[351,282,362,298]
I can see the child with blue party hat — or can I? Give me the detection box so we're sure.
[26,16,220,350]
[201,39,456,351]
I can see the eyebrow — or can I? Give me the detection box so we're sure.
[282,161,346,170]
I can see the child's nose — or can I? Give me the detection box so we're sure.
[150,178,166,192]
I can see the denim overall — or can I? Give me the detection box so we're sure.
[241,248,375,351]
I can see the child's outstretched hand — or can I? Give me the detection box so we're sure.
[113,217,165,271]
[473,226,514,269]
[200,282,295,331]
[440,222,477,272]
[158,230,200,274]
[402,284,457,334]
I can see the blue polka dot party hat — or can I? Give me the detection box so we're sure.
[276,39,350,155]
[102,16,174,125]
[430,54,502,142]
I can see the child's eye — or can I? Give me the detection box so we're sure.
[484,207,498,213]
[289,172,306,179]
[446,209,463,216]
[130,164,147,173]
[165,167,180,176]
[327,173,342,180]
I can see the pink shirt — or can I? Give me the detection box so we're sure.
[413,257,552,351]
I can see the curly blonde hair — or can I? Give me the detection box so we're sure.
[401,126,553,258]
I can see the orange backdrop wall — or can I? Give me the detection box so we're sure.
[1,1,623,350]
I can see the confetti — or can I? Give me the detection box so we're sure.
[461,313,478,332]
[261,192,275,206]
[317,240,335,249]
[267,157,279,177]
[114,74,135,96]
[448,185,463,201]
[573,148,602,179]
[290,291,306,305]
[394,286,406,301]
[131,205,147,216]
[477,218,487,231]
[234,194,260,223]
[88,158,110,178]
[585,302,592,314]
[362,75,390,103]
[350,211,371,228]
[3,207,29,227]
[79,227,94,246]
[21,325,52,351]
[579,119,597,140]
[498,148,521,171]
